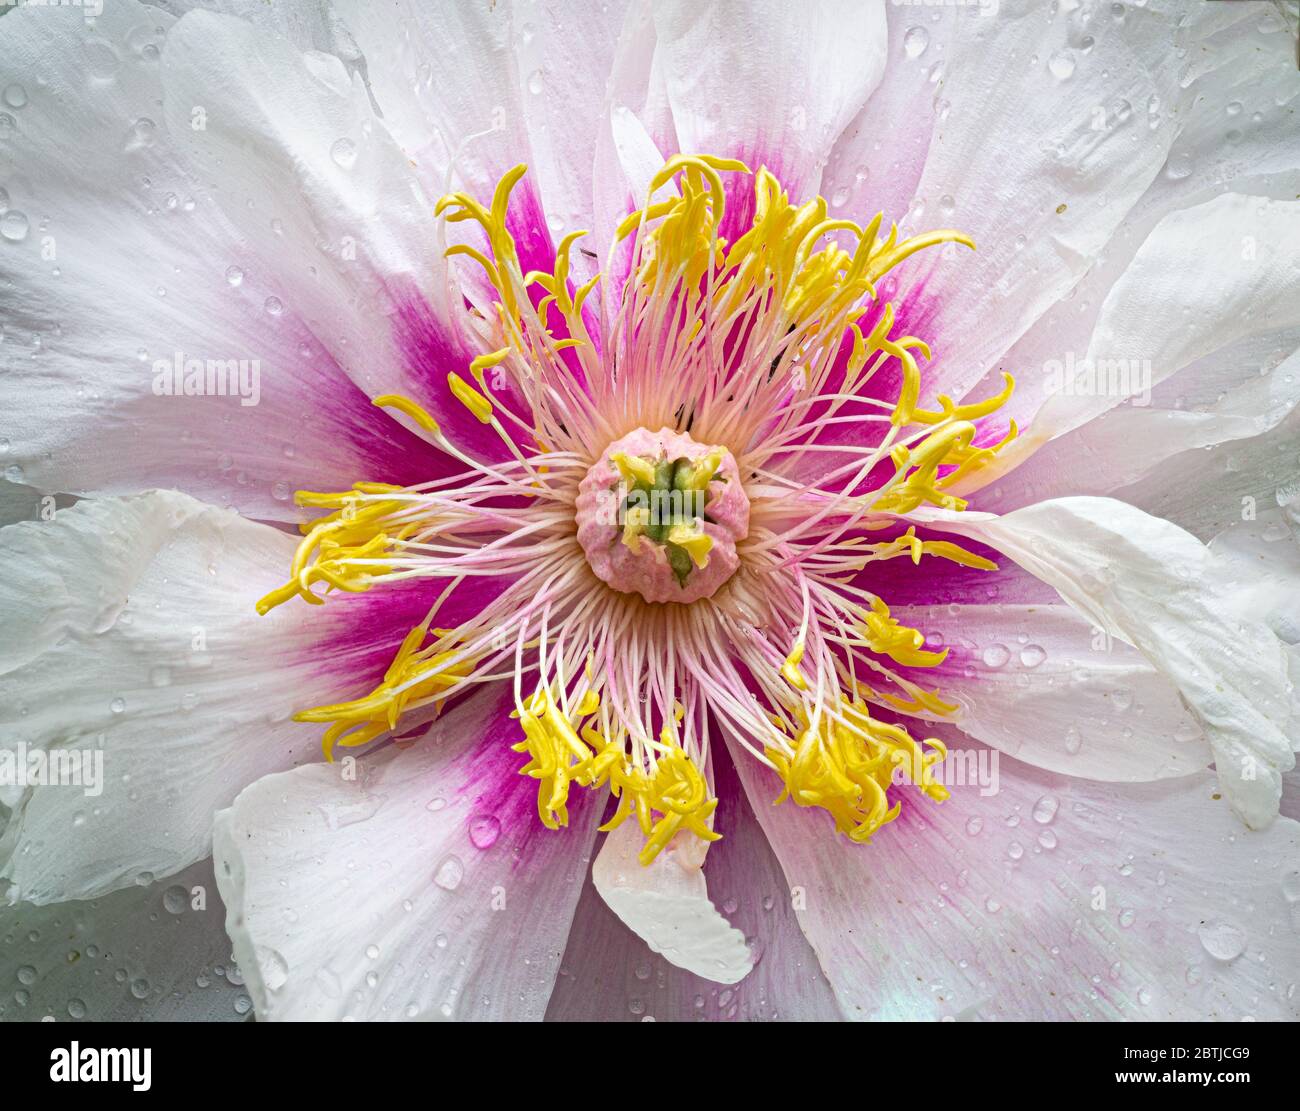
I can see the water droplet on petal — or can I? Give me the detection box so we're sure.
[903,26,929,59]
[0,210,29,242]
[468,814,501,850]
[1048,50,1076,80]
[982,643,1010,669]
[1019,644,1046,668]
[1198,920,1246,962]
[330,137,357,169]
[433,854,464,891]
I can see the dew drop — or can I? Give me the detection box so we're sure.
[468,814,501,850]
[330,137,358,169]
[86,44,120,81]
[1019,644,1046,668]
[903,26,930,59]
[0,210,30,242]
[1282,870,1300,903]
[123,117,156,152]
[1198,920,1246,962]
[162,884,188,914]
[982,643,1010,669]
[224,265,244,287]
[433,854,464,891]
[1048,50,1076,80]
[1032,795,1059,824]
[2,84,27,110]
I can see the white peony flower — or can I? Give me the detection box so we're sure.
[0,0,1298,1023]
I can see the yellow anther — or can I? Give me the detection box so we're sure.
[781,641,808,691]
[447,372,493,424]
[766,698,948,842]
[373,393,441,435]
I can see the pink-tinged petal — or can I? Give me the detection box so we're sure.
[730,729,1300,1021]
[159,10,539,465]
[820,6,972,239]
[0,491,354,905]
[917,497,1297,828]
[0,1,451,518]
[213,684,602,1021]
[546,739,841,1021]
[651,0,886,230]
[894,603,1211,781]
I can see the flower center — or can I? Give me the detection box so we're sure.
[576,427,749,604]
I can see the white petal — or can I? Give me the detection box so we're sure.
[0,859,249,1021]
[592,820,753,986]
[900,0,1198,407]
[958,7,1300,457]
[213,685,602,1021]
[651,0,887,199]
[0,490,343,904]
[1211,511,1300,647]
[548,748,838,1019]
[894,603,1210,781]
[731,733,1300,1021]
[0,1,442,518]
[820,3,966,228]
[916,497,1297,828]
[330,0,527,201]
[1011,195,1300,468]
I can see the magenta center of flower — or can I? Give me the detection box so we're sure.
[575,427,749,604]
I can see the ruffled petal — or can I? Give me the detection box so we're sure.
[984,195,1300,507]
[160,10,510,462]
[0,491,353,904]
[917,497,1297,828]
[890,0,1202,410]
